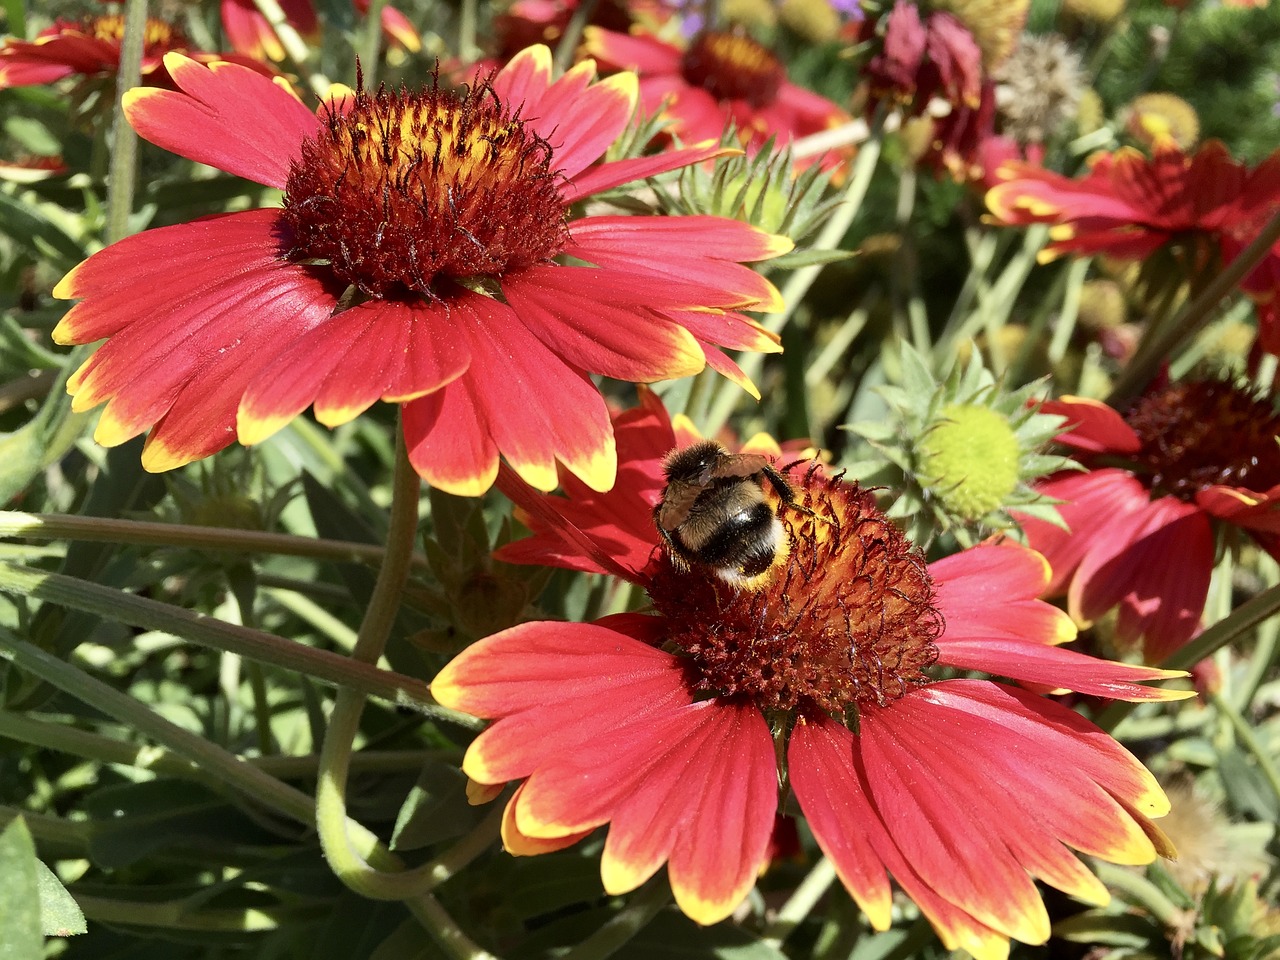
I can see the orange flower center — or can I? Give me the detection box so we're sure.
[78,14,186,52]
[679,31,785,109]
[1125,379,1280,498]
[281,76,569,299]
[647,467,941,717]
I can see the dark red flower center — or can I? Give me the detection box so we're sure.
[679,31,785,109]
[281,76,569,299]
[1124,379,1280,498]
[647,467,942,717]
[74,14,186,53]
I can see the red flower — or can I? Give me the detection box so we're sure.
[435,394,1189,956]
[0,14,273,89]
[52,48,789,495]
[1019,381,1280,663]
[583,27,851,170]
[986,138,1280,350]
[220,0,421,62]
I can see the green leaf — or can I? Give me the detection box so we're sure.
[34,859,86,937]
[612,911,790,960]
[1217,747,1280,821]
[0,190,87,267]
[1053,909,1159,948]
[389,761,477,851]
[0,816,43,960]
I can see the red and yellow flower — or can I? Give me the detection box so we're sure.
[1018,379,1280,663]
[986,137,1280,351]
[220,0,421,63]
[583,26,851,169]
[434,392,1189,957]
[0,14,273,90]
[52,48,789,495]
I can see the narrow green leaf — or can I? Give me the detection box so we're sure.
[34,859,86,937]
[0,816,43,960]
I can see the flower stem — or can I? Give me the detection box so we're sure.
[557,879,672,960]
[250,0,331,96]
[108,0,146,245]
[316,428,502,905]
[0,510,427,567]
[1210,691,1280,814]
[761,856,837,948]
[0,562,471,720]
[553,0,600,75]
[1097,580,1280,733]
[359,0,388,88]
[1108,207,1280,405]
[702,110,886,437]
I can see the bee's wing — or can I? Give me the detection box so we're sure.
[711,453,771,479]
[656,481,700,530]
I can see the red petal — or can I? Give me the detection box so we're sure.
[562,141,730,204]
[938,637,1191,700]
[1070,498,1213,662]
[531,67,637,179]
[1040,396,1141,453]
[1018,469,1151,596]
[123,54,316,188]
[402,290,616,495]
[237,298,469,443]
[931,541,1075,646]
[502,267,706,381]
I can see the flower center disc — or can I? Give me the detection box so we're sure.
[679,31,785,108]
[83,15,185,51]
[282,78,569,299]
[648,468,942,717]
[1125,379,1280,498]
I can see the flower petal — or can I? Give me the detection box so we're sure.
[1039,397,1141,454]
[501,267,706,381]
[403,289,616,495]
[1070,497,1214,662]
[123,54,315,188]
[562,141,731,204]
[237,298,470,444]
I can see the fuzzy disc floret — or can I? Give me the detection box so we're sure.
[281,75,569,299]
[648,466,942,716]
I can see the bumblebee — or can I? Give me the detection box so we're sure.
[653,439,797,588]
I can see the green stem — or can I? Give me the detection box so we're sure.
[761,856,837,948]
[0,634,315,825]
[0,510,427,567]
[1108,207,1280,405]
[404,893,500,960]
[702,110,886,436]
[316,429,501,904]
[457,0,479,66]
[557,880,672,960]
[107,0,147,245]
[1096,581,1280,733]
[553,0,600,75]
[359,0,388,88]
[0,562,471,720]
[1210,691,1280,812]
[249,0,331,97]
[0,709,451,778]
[72,894,297,931]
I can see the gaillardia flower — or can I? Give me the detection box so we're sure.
[435,394,1189,958]
[986,137,1280,351]
[0,14,272,90]
[52,48,789,495]
[1018,379,1280,663]
[583,26,850,169]
[220,0,421,63]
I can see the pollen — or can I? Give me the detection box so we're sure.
[281,75,569,299]
[1125,379,1280,499]
[679,31,785,109]
[917,403,1021,522]
[648,467,942,716]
